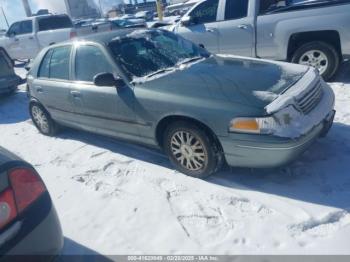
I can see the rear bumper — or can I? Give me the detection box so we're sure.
[5,205,63,257]
[221,110,335,168]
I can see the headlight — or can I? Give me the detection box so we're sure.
[229,117,279,134]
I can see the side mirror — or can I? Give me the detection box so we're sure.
[93,72,126,88]
[181,16,193,27]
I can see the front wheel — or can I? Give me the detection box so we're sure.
[29,103,57,136]
[163,121,221,178]
[291,41,340,81]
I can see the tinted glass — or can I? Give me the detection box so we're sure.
[190,0,219,24]
[75,45,112,82]
[38,49,53,78]
[49,46,71,80]
[7,22,21,36]
[225,0,249,20]
[20,20,33,34]
[38,16,73,31]
[109,30,210,78]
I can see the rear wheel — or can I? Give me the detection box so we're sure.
[291,41,339,81]
[163,121,221,178]
[29,103,57,136]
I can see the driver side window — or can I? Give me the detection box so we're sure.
[7,22,21,36]
[75,45,113,83]
[189,0,219,24]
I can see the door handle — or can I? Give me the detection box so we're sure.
[14,38,19,42]
[29,36,34,40]
[237,24,249,30]
[70,91,81,98]
[35,86,43,93]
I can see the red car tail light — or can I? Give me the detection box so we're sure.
[9,168,47,213]
[0,189,17,229]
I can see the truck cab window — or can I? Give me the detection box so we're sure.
[38,16,73,32]
[225,0,249,20]
[20,21,33,34]
[7,22,21,36]
[190,0,219,24]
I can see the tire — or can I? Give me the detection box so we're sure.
[163,121,221,178]
[29,102,57,136]
[291,41,340,81]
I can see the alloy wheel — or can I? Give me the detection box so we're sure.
[298,50,329,75]
[31,105,49,134]
[170,131,208,171]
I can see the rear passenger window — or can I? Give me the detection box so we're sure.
[190,0,219,24]
[75,45,113,82]
[225,0,249,20]
[38,49,53,78]
[50,46,71,80]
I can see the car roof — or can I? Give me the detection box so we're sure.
[54,28,155,47]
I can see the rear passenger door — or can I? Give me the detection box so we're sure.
[217,0,254,56]
[70,44,138,138]
[32,45,76,123]
[175,0,220,53]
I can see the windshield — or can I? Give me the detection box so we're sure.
[108,29,210,79]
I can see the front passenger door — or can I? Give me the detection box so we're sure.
[70,44,138,138]
[175,0,220,53]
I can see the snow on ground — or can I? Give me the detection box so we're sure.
[0,64,350,255]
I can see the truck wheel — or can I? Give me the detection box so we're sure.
[291,41,339,81]
[29,103,57,136]
[163,121,221,178]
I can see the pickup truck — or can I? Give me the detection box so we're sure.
[173,0,350,80]
[0,14,77,60]
[0,14,114,61]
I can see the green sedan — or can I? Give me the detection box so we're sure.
[27,29,335,178]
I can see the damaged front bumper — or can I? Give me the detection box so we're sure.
[221,109,334,168]
[220,69,335,168]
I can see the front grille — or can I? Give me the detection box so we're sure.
[295,80,324,114]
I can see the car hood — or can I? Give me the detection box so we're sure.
[139,55,308,109]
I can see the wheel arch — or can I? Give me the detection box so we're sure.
[287,30,342,61]
[155,115,223,153]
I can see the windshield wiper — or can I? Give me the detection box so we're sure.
[176,56,204,66]
[146,68,173,78]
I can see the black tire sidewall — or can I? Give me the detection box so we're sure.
[29,103,56,136]
[291,41,339,81]
[163,121,218,178]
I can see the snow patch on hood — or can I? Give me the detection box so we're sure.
[252,91,278,103]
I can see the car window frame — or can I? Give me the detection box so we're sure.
[7,22,21,36]
[37,44,73,83]
[37,49,53,79]
[72,42,117,85]
[222,0,249,21]
[19,20,33,35]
